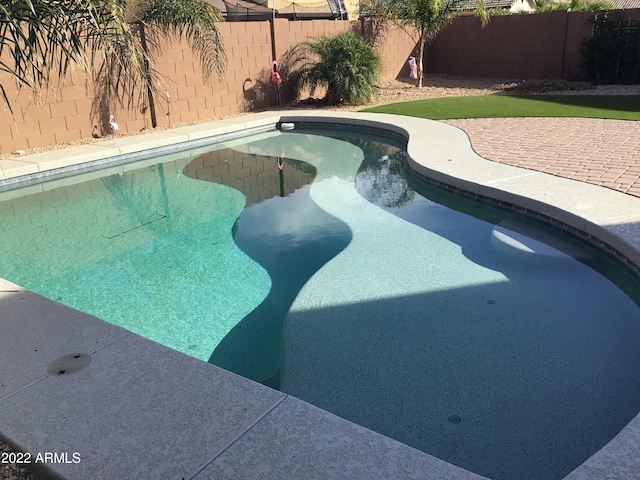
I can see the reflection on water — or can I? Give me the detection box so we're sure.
[182,146,316,207]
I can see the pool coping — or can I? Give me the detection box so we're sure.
[1,110,639,479]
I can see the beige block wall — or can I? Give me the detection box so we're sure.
[357,20,418,81]
[182,147,315,205]
[0,46,103,154]
[0,18,414,155]
[0,22,273,154]
[0,20,359,155]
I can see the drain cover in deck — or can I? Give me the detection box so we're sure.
[47,353,91,376]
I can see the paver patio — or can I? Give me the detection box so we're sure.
[445,118,640,198]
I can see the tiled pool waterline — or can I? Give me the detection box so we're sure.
[1,111,640,479]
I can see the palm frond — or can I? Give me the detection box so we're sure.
[0,0,90,100]
[362,0,476,43]
[86,2,157,109]
[0,0,226,115]
[137,0,226,81]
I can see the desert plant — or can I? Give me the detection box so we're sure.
[295,30,381,105]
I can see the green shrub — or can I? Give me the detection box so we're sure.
[533,0,612,12]
[580,12,640,84]
[485,6,511,15]
[295,30,381,105]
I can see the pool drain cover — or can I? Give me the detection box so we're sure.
[47,353,91,376]
[448,415,461,424]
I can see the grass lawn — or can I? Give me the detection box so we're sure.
[361,95,640,121]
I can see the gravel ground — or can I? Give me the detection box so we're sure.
[369,75,640,104]
[1,74,639,480]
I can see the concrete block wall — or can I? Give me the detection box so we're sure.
[563,9,640,79]
[358,20,419,81]
[106,21,275,133]
[428,11,569,79]
[0,20,355,155]
[0,49,103,154]
[273,18,351,57]
[155,21,274,129]
[428,9,640,80]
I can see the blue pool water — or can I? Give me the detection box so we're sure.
[1,126,640,479]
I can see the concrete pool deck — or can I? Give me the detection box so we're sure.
[0,111,639,479]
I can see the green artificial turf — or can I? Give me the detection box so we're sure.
[361,95,640,120]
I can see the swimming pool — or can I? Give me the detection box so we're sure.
[1,124,639,480]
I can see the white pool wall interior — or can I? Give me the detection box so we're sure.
[1,111,639,479]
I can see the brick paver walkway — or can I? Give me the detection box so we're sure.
[443,118,640,198]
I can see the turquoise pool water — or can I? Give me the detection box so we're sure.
[1,126,640,480]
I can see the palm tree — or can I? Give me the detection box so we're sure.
[363,0,482,87]
[0,0,225,127]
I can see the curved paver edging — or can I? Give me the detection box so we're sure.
[0,110,639,479]
[443,117,640,199]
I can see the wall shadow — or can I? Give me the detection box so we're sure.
[242,47,303,112]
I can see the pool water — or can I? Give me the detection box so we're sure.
[1,127,640,480]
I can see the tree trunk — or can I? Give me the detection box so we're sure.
[137,21,157,128]
[417,34,426,88]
